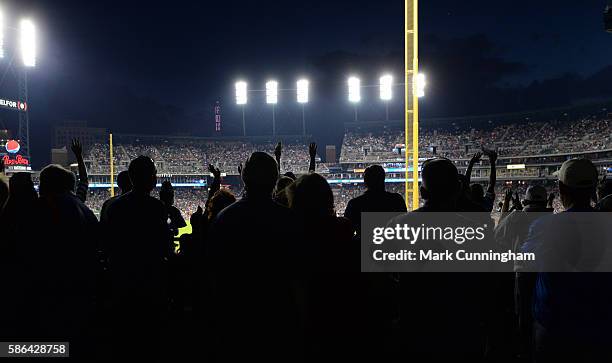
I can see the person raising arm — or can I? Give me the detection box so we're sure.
[71,138,89,203]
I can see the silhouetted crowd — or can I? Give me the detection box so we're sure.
[1,139,612,363]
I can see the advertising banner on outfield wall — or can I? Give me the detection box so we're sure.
[361,212,612,272]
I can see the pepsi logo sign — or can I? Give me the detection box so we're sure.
[5,140,20,154]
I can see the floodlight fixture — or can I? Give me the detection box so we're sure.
[235,81,247,105]
[297,79,309,103]
[266,80,278,104]
[380,74,393,101]
[20,19,36,67]
[348,76,360,103]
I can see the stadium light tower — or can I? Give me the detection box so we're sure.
[266,80,278,135]
[297,79,309,135]
[405,0,419,210]
[348,76,360,122]
[20,19,36,67]
[235,81,247,136]
[16,18,36,159]
[380,74,393,121]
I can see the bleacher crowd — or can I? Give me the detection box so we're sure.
[341,117,612,162]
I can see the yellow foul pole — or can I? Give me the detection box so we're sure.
[109,133,115,197]
[405,0,419,210]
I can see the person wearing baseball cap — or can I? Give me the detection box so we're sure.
[556,158,598,210]
[521,158,612,361]
[521,185,549,208]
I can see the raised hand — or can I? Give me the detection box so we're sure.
[274,142,282,160]
[470,151,483,164]
[488,149,498,163]
[504,189,513,203]
[512,192,522,210]
[238,163,242,176]
[71,138,83,158]
[309,142,317,160]
[208,164,221,179]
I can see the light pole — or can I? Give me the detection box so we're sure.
[241,106,246,136]
[235,81,247,136]
[348,76,360,122]
[266,80,278,136]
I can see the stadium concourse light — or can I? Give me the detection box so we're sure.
[348,76,361,103]
[297,79,309,103]
[266,80,278,104]
[20,19,36,67]
[380,74,393,101]
[416,73,426,98]
[235,81,247,105]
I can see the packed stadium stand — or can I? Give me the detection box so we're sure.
[82,110,612,219]
[340,117,612,162]
[85,135,327,176]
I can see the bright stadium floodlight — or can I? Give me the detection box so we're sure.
[20,19,36,67]
[297,79,309,103]
[348,76,360,103]
[416,73,426,98]
[266,80,278,104]
[235,81,247,105]
[380,74,393,101]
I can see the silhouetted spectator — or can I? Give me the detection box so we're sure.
[522,158,612,362]
[207,151,302,361]
[20,164,99,358]
[160,181,187,236]
[0,172,38,258]
[464,149,497,211]
[495,185,554,360]
[206,189,236,221]
[344,164,406,236]
[392,158,491,361]
[416,158,460,211]
[273,175,294,206]
[104,156,172,360]
[99,170,132,222]
[496,185,553,252]
[286,172,356,359]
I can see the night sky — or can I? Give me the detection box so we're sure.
[0,0,611,167]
